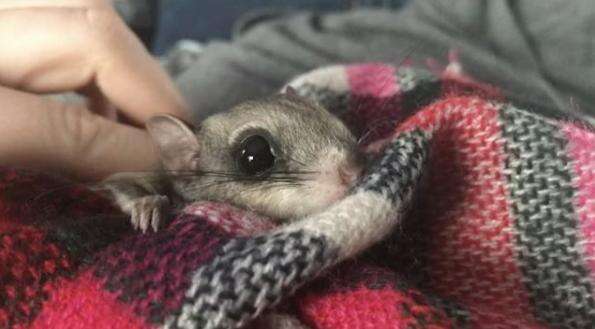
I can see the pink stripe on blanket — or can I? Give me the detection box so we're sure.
[90,213,231,324]
[30,271,151,329]
[183,201,276,236]
[393,97,543,327]
[346,64,398,97]
[563,123,595,280]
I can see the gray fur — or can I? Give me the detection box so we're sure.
[101,94,361,231]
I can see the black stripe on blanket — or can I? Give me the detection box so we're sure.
[500,105,595,328]
[395,67,442,113]
[293,83,351,115]
[166,230,336,329]
[358,129,429,206]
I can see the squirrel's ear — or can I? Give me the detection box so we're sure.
[283,85,298,97]
[146,114,200,171]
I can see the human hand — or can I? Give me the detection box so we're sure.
[0,0,189,180]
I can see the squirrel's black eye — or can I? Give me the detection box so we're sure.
[236,135,276,176]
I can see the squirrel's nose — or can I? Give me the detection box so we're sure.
[338,164,362,186]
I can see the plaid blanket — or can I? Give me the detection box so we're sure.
[1,60,594,329]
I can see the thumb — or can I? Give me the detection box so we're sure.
[0,86,159,181]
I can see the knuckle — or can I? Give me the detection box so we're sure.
[59,106,104,160]
[47,103,107,171]
[82,6,118,31]
[80,6,127,52]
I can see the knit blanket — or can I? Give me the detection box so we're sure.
[1,60,594,329]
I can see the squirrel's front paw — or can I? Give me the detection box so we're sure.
[129,195,170,233]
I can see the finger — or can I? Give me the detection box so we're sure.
[0,6,189,123]
[81,84,118,119]
[0,85,159,180]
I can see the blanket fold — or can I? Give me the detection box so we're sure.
[0,61,593,329]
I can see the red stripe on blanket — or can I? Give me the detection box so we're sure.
[0,226,74,328]
[301,288,453,329]
[29,271,151,329]
[394,97,544,327]
[563,123,595,282]
[298,263,456,329]
[0,167,116,225]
